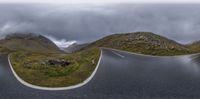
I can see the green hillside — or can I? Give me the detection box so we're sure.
[0,33,61,54]
[10,48,100,87]
[2,33,100,87]
[83,32,192,56]
[187,41,200,53]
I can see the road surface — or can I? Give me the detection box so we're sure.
[1,48,200,99]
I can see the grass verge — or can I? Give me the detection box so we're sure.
[9,48,100,87]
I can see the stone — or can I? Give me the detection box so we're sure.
[46,59,70,67]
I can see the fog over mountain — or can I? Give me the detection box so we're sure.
[0,3,200,47]
[46,35,77,48]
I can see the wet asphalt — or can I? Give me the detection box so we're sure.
[1,49,200,99]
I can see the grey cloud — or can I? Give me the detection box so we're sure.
[0,4,200,43]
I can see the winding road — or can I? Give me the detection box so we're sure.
[1,48,200,99]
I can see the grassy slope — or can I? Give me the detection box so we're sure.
[0,44,13,54]
[83,32,192,56]
[1,33,100,87]
[0,35,61,54]
[10,48,100,87]
[187,41,200,53]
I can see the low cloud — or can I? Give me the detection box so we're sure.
[44,35,77,48]
[0,4,199,44]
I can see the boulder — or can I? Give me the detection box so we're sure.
[47,59,70,67]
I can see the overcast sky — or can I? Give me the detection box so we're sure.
[0,3,200,46]
[0,0,199,4]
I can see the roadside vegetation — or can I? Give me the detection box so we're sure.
[10,48,100,87]
[187,41,200,53]
[0,45,13,54]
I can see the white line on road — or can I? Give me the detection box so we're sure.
[102,47,200,58]
[111,51,125,58]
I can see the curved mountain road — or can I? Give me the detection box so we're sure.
[1,48,200,99]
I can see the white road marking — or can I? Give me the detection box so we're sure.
[102,47,200,58]
[111,51,125,58]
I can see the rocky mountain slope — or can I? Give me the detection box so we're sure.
[82,32,192,56]
[0,33,61,53]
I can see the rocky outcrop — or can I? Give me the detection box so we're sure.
[46,59,70,67]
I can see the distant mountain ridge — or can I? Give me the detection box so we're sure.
[81,32,193,56]
[1,32,200,56]
[0,33,61,53]
[64,43,89,53]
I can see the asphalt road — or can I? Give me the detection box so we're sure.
[1,49,200,99]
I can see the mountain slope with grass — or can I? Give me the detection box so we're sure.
[187,41,200,53]
[0,33,61,53]
[2,33,100,87]
[82,32,192,56]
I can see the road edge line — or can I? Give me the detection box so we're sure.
[102,47,200,57]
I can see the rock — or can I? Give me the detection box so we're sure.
[47,59,70,67]
[170,46,175,50]
[92,59,95,64]
[41,62,46,65]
